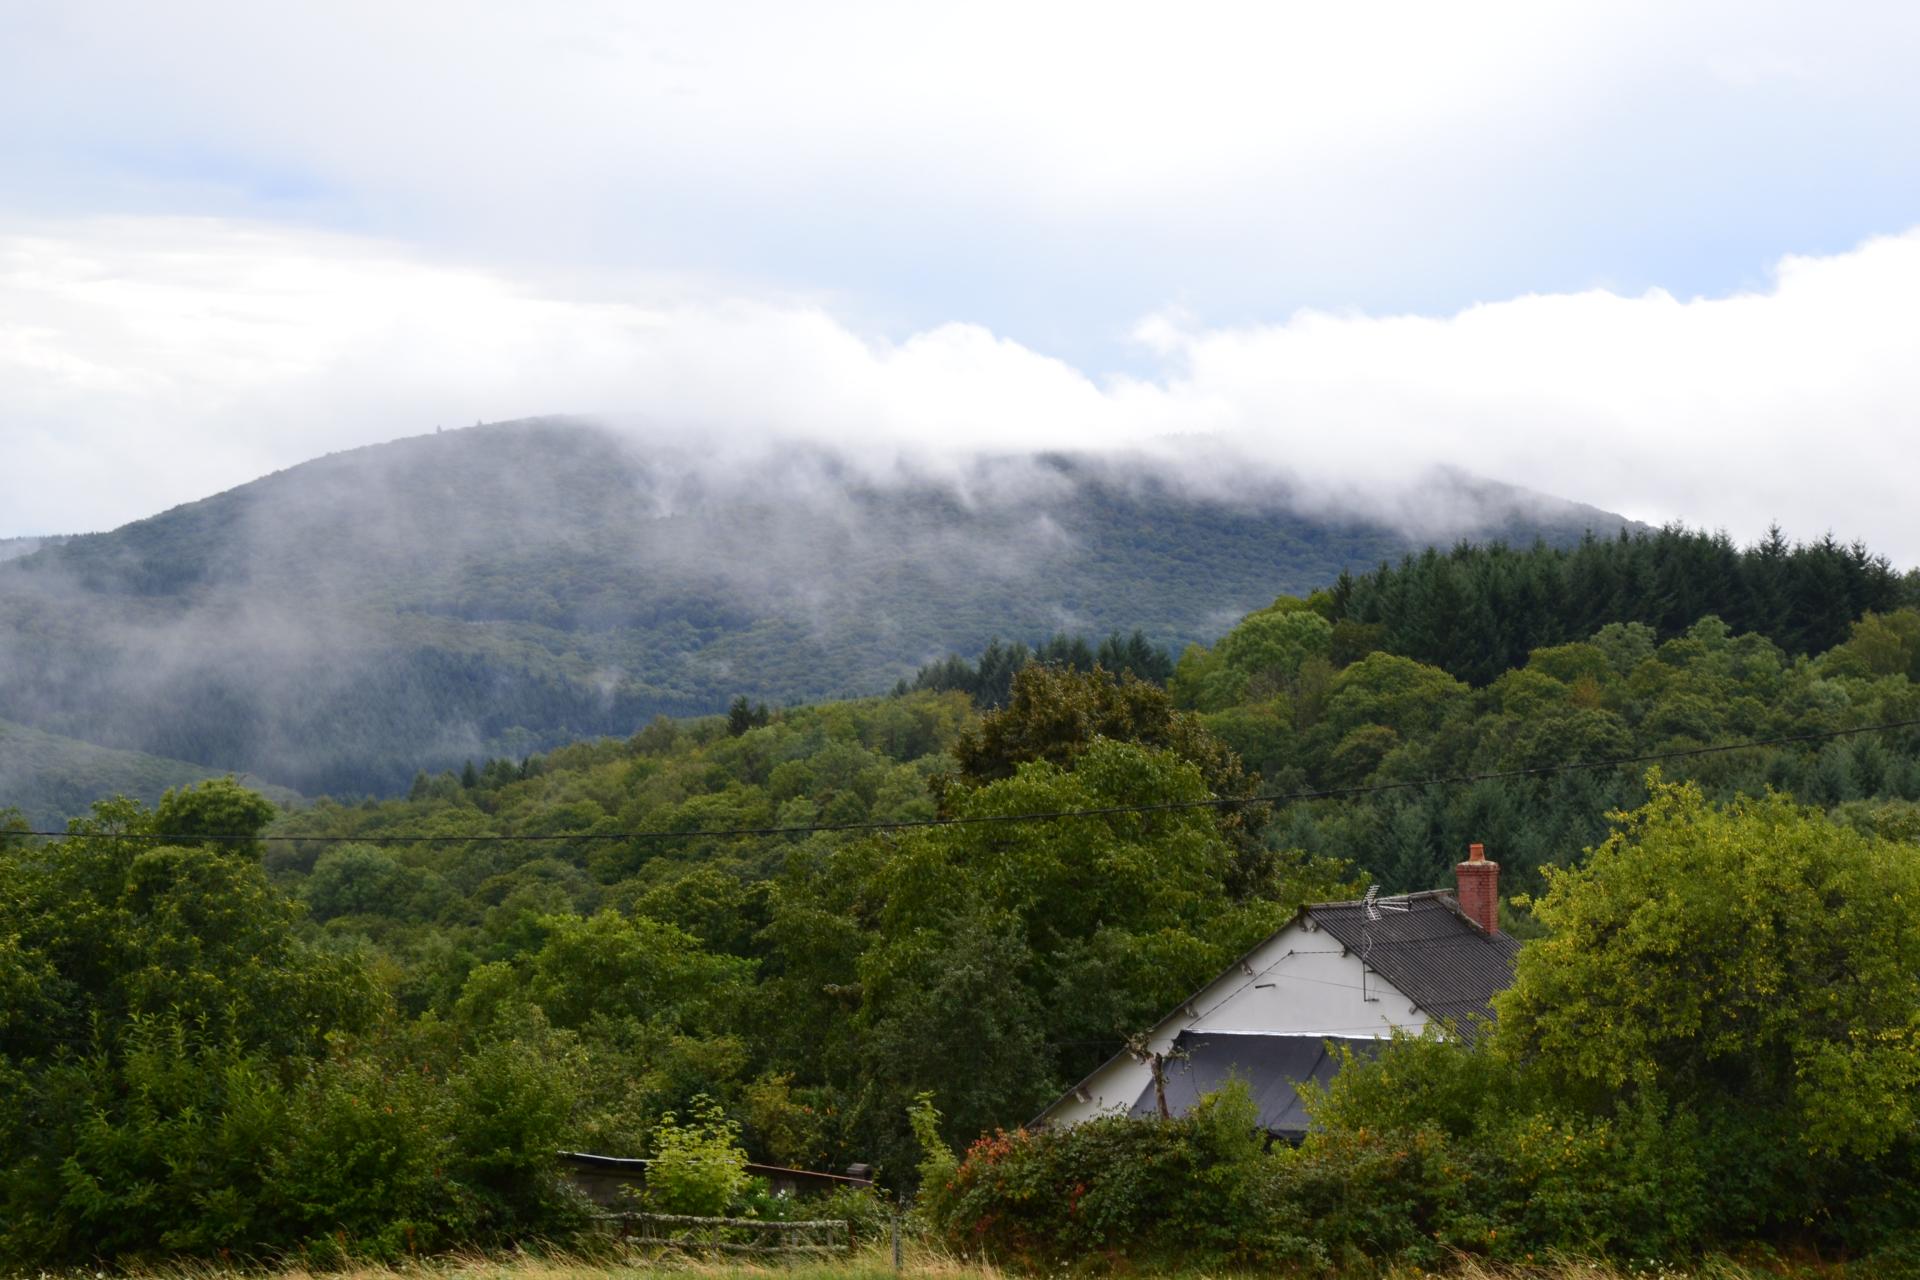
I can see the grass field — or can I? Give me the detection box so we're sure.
[34,1245,1873,1280]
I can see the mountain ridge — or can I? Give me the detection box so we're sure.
[0,715,303,831]
[0,418,1640,801]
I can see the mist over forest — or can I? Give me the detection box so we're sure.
[0,417,1634,803]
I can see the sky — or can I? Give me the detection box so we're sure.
[3,1,1920,562]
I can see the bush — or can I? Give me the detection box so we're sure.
[1295,1032,1708,1265]
[926,1083,1307,1271]
[0,1020,590,1268]
[643,1094,750,1217]
[924,1050,1713,1276]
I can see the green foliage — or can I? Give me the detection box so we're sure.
[1296,1035,1706,1265]
[1495,777,1920,1243]
[768,724,1351,1178]
[929,1049,1706,1271]
[1831,608,1920,680]
[927,1083,1298,1270]
[1172,598,1333,712]
[2,1023,590,1265]
[1290,786,1920,1265]
[1173,605,1920,899]
[951,664,1240,790]
[947,663,1270,876]
[1323,652,1470,738]
[1,794,381,1064]
[928,784,1920,1272]
[905,631,1174,706]
[1330,525,1905,684]
[727,697,772,736]
[906,1093,957,1209]
[0,782,593,1267]
[14,537,1920,1273]
[223,591,1920,1259]
[1215,598,1330,678]
[643,1095,750,1217]
[0,719,304,833]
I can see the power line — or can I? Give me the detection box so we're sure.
[14,716,1920,845]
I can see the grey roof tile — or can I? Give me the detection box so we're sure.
[1305,891,1520,1033]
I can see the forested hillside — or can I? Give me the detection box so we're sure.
[0,418,1632,800]
[8,559,1920,1268]
[0,535,65,564]
[1322,526,1915,682]
[240,584,1920,1166]
[1180,597,1920,896]
[0,717,301,829]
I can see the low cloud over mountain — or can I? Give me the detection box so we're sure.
[0,419,1633,798]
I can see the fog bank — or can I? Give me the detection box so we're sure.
[4,220,1918,562]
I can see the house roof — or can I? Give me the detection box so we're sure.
[1305,890,1521,1033]
[1129,1031,1381,1137]
[1033,887,1521,1127]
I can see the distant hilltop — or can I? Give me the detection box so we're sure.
[0,534,70,564]
[0,417,1640,800]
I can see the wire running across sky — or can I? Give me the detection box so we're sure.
[16,716,1920,846]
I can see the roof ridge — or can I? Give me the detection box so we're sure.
[1305,888,1456,910]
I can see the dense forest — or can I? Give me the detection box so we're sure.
[6,522,1920,1270]
[1171,556,1920,896]
[1323,524,1914,682]
[0,419,1630,799]
[900,628,1175,705]
[0,716,301,830]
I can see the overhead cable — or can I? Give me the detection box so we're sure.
[14,716,1920,845]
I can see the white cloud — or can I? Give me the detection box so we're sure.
[7,0,1919,350]
[3,217,1918,566]
[1140,232,1920,550]
[1,1,1629,207]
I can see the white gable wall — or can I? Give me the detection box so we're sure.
[1038,913,1428,1127]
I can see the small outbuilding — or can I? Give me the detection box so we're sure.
[556,1150,874,1207]
[1034,844,1518,1138]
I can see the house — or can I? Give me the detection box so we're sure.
[1034,843,1519,1140]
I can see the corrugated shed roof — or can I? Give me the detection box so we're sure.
[1128,1031,1381,1136]
[1306,890,1521,1033]
[557,1151,874,1188]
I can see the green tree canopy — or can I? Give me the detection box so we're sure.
[1498,778,1920,1160]
[2,794,377,1064]
[1322,651,1470,739]
[947,663,1268,867]
[151,776,280,859]
[771,736,1353,1171]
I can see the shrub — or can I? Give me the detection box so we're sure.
[926,1083,1306,1271]
[1296,1032,1708,1265]
[643,1094,750,1217]
[0,1020,590,1268]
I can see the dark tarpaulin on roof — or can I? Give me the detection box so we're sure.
[1128,1031,1381,1137]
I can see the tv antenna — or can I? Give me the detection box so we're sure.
[1360,884,1413,993]
[1363,883,1412,923]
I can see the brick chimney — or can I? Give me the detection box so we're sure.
[1455,842,1499,935]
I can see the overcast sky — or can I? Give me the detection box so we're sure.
[4,2,1919,562]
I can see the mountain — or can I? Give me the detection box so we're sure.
[0,418,1637,799]
[0,716,302,831]
[0,535,66,564]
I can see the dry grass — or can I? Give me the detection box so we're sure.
[16,1244,1867,1280]
[45,1245,997,1280]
